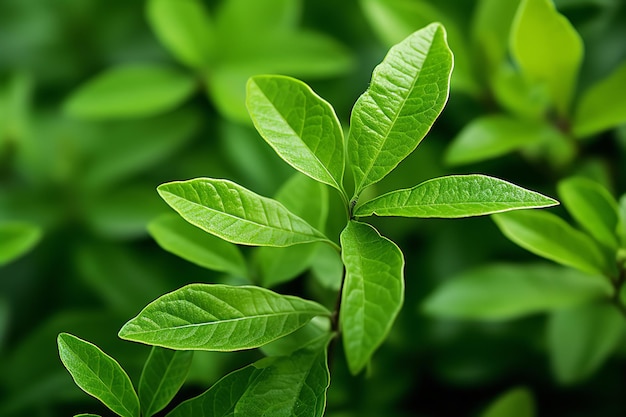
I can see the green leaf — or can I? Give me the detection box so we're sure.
[260,317,331,357]
[148,213,248,277]
[423,263,611,320]
[74,414,102,417]
[119,284,331,351]
[64,65,196,119]
[573,62,626,137]
[557,177,620,250]
[0,222,42,266]
[490,63,550,120]
[618,194,626,248]
[247,75,345,193]
[347,23,453,196]
[492,210,611,276]
[157,178,332,248]
[548,303,625,384]
[139,347,193,417]
[444,115,548,166]
[340,221,404,374]
[481,387,535,417]
[147,0,214,68]
[310,243,344,291]
[215,0,299,37]
[57,333,140,417]
[355,175,558,218]
[510,0,583,115]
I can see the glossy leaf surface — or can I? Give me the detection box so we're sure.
[423,263,610,320]
[481,387,535,417]
[355,175,557,218]
[0,222,42,266]
[157,178,330,247]
[247,75,345,192]
[119,284,330,350]
[340,221,404,374]
[348,23,453,196]
[57,333,139,417]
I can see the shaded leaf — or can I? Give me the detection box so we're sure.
[215,0,299,38]
[347,23,453,196]
[0,221,41,266]
[310,243,344,291]
[260,317,331,357]
[618,194,626,248]
[119,284,330,351]
[57,333,139,417]
[481,387,535,417]
[157,178,332,248]
[423,263,611,320]
[491,63,550,120]
[64,65,196,119]
[340,221,404,374]
[355,175,557,218]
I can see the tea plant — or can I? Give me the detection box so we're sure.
[58,23,558,416]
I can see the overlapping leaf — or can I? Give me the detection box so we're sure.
[347,23,453,196]
[118,284,330,351]
[0,222,42,266]
[355,175,557,218]
[340,221,404,374]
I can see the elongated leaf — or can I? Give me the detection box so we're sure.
[148,214,248,277]
[139,348,193,417]
[557,177,620,250]
[57,333,140,417]
[247,75,345,192]
[157,178,331,248]
[147,0,213,68]
[355,175,558,218]
[481,387,535,417]
[347,23,453,196]
[511,0,583,115]
[0,222,42,266]
[444,115,547,166]
[119,284,331,350]
[548,303,625,384]
[340,221,404,374]
[64,65,196,119]
[74,414,101,417]
[493,210,611,276]
[618,194,626,248]
[423,263,611,320]
[573,62,626,137]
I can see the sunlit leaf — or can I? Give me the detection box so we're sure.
[340,221,404,374]
[348,23,453,196]
[119,284,331,351]
[64,65,196,119]
[157,178,332,248]
[0,222,41,266]
[260,317,331,357]
[57,333,140,417]
[423,263,610,320]
[481,387,535,417]
[355,175,557,218]
[139,347,193,417]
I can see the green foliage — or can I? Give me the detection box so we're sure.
[0,221,41,266]
[481,387,535,417]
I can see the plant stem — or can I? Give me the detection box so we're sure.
[327,261,346,370]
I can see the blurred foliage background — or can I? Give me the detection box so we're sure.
[1,0,626,416]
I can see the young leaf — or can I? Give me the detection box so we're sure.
[347,23,453,196]
[557,177,620,250]
[492,210,611,276]
[147,0,214,68]
[57,333,140,417]
[340,221,404,374]
[355,175,558,218]
[157,178,333,248]
[0,222,42,266]
[148,213,248,277]
[139,347,193,417]
[423,263,611,320]
[510,0,583,115]
[481,387,535,417]
[548,303,625,384]
[119,284,331,351]
[573,62,626,138]
[64,65,196,119]
[246,75,345,193]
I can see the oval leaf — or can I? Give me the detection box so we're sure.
[423,263,611,320]
[355,175,558,218]
[64,65,196,119]
[347,23,453,196]
[57,333,140,417]
[492,210,611,276]
[481,387,535,417]
[157,178,331,248]
[0,222,42,266]
[340,221,404,374]
[118,284,331,351]
[139,347,193,417]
